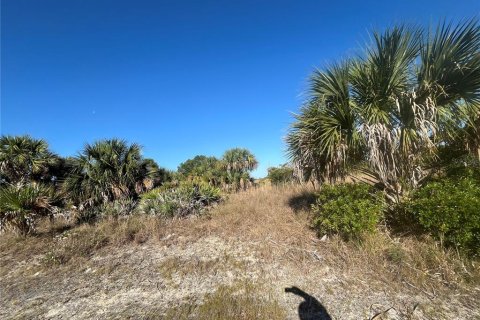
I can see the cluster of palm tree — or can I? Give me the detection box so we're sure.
[64,139,161,209]
[0,136,62,233]
[178,155,224,185]
[0,136,170,234]
[0,135,61,184]
[287,20,480,201]
[178,148,258,191]
[0,135,258,234]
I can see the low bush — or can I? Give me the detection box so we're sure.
[311,183,385,240]
[137,181,222,218]
[408,175,480,257]
[99,198,137,219]
[0,183,58,235]
[73,198,137,223]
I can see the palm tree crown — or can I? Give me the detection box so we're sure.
[287,20,480,199]
[64,139,154,208]
[0,135,59,184]
[222,148,258,190]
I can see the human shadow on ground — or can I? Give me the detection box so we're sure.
[285,286,332,320]
[287,191,317,213]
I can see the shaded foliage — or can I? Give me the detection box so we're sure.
[287,191,317,213]
[407,165,480,256]
[142,158,173,188]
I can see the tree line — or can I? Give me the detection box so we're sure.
[0,135,258,234]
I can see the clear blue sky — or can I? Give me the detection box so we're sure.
[2,0,479,177]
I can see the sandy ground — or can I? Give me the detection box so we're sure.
[2,234,479,319]
[1,187,479,319]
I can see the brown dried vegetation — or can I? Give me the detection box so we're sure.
[1,185,479,319]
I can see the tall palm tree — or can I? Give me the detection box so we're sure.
[287,20,480,201]
[222,148,258,190]
[64,139,154,208]
[287,63,362,185]
[0,135,59,184]
[223,148,258,172]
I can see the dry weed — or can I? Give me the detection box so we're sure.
[156,280,286,320]
[1,184,479,319]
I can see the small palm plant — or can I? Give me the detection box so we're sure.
[0,183,58,234]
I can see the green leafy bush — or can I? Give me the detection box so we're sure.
[311,183,385,240]
[138,181,222,218]
[409,176,480,256]
[267,165,294,185]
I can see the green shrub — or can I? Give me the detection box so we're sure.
[436,149,480,180]
[137,181,222,218]
[138,187,164,201]
[267,165,294,185]
[385,244,406,263]
[409,176,480,256]
[311,183,385,240]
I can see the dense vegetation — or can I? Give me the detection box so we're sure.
[266,165,295,185]
[287,20,480,256]
[1,20,479,260]
[312,183,385,240]
[407,159,480,256]
[177,148,258,191]
[0,135,257,234]
[137,181,222,218]
[287,20,480,200]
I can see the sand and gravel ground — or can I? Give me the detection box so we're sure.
[1,186,479,319]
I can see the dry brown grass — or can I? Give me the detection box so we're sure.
[158,252,247,281]
[181,184,316,242]
[1,184,478,289]
[0,184,313,262]
[154,280,286,320]
[1,184,479,319]
[199,186,479,289]
[0,215,169,272]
